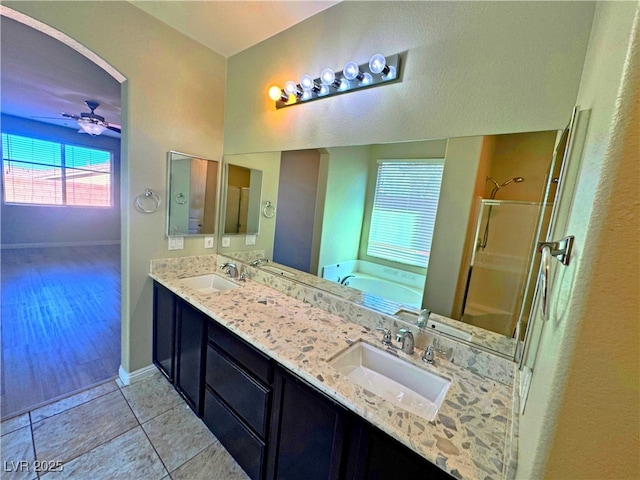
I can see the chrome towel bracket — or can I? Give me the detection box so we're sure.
[537,235,574,266]
[537,235,575,320]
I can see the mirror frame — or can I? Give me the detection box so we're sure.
[166,150,221,237]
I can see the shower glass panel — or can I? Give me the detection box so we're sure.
[462,200,545,337]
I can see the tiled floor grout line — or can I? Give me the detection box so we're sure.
[29,382,120,425]
[119,383,174,478]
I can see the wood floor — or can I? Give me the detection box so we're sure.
[1,245,121,419]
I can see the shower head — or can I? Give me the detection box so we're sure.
[500,176,525,187]
[487,176,525,199]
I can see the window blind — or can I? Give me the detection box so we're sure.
[1,133,112,207]
[367,160,444,267]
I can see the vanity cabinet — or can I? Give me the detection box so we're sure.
[152,282,454,480]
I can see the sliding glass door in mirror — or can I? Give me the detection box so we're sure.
[167,151,220,236]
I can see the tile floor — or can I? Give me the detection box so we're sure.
[0,370,249,480]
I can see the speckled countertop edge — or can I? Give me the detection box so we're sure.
[150,266,516,480]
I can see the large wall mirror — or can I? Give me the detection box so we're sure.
[167,151,220,236]
[222,124,579,359]
[222,164,263,235]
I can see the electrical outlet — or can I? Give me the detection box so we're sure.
[204,236,214,249]
[221,236,231,248]
[245,234,256,246]
[168,236,184,250]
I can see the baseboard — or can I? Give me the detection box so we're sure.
[0,240,120,249]
[118,364,158,386]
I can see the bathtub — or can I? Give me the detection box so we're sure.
[322,260,425,308]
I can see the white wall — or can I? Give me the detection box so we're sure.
[517,2,640,478]
[1,114,121,246]
[3,1,227,373]
[224,1,595,154]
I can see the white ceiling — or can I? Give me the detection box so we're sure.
[128,1,340,58]
[0,1,340,136]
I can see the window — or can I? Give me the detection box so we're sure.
[367,159,444,268]
[1,133,113,207]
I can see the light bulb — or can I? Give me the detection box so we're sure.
[284,81,301,97]
[319,85,330,96]
[268,85,288,102]
[343,61,364,81]
[369,54,390,76]
[361,72,373,85]
[300,74,320,92]
[321,68,342,89]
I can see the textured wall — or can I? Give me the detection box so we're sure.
[224,1,595,154]
[518,2,640,478]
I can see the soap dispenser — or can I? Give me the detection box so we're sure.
[416,308,430,327]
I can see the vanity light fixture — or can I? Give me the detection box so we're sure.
[268,53,401,109]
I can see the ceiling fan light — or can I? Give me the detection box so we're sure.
[78,120,106,136]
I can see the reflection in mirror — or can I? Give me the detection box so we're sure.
[223,164,263,234]
[167,151,219,236]
[225,129,573,358]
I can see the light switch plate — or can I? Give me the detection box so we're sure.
[245,234,256,246]
[221,236,231,248]
[204,236,214,249]
[168,236,184,250]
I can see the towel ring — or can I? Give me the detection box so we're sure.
[263,201,276,218]
[175,193,188,205]
[135,189,161,213]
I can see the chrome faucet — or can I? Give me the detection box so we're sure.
[250,258,269,266]
[340,275,355,285]
[416,308,430,327]
[220,262,238,278]
[395,328,414,354]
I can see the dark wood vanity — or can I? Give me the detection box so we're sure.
[153,281,453,480]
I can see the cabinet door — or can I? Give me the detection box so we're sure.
[268,367,349,480]
[152,282,176,381]
[349,420,454,480]
[176,299,207,416]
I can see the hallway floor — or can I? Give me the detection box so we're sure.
[1,246,121,419]
[0,371,249,480]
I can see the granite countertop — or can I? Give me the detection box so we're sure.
[150,268,517,480]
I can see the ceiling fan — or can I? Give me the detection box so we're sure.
[63,100,121,136]
[33,100,121,136]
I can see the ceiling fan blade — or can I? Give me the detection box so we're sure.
[30,116,71,121]
[106,124,121,134]
[61,112,81,120]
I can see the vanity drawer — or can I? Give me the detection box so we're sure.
[206,344,270,437]
[208,320,273,384]
[204,388,266,480]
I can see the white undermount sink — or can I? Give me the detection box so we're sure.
[328,341,451,421]
[179,274,239,294]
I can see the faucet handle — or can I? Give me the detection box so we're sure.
[375,327,392,346]
[422,345,435,364]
